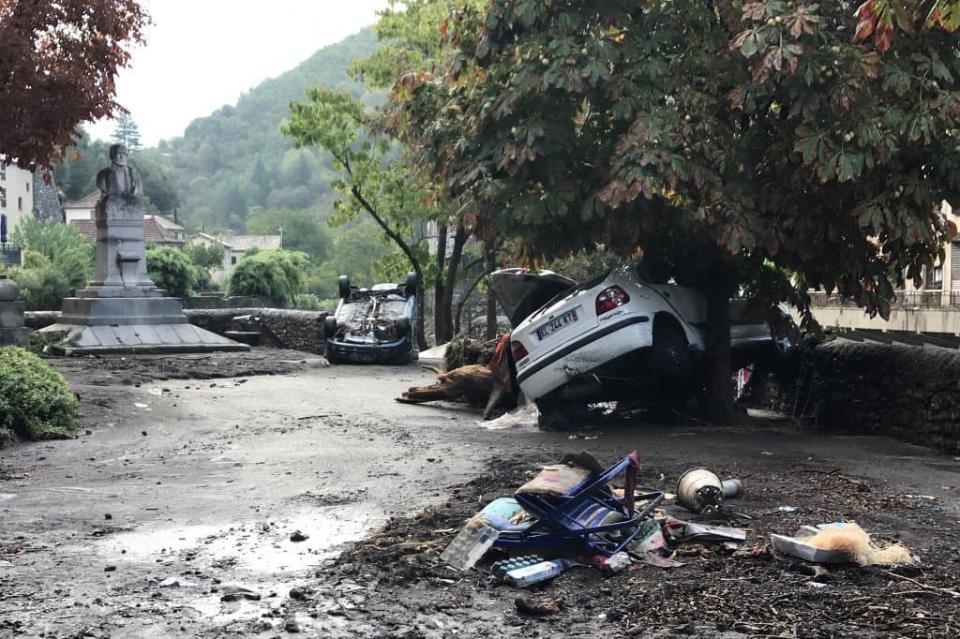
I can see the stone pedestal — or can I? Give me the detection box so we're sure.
[39,145,248,355]
[0,278,30,347]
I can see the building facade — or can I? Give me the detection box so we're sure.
[0,162,34,239]
[810,202,960,335]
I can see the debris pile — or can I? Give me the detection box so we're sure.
[434,452,918,594]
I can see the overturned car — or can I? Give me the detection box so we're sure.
[490,265,788,428]
[324,274,419,365]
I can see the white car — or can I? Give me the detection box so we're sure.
[492,265,784,428]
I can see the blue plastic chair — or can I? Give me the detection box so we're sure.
[495,451,663,556]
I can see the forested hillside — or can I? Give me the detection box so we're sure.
[161,28,379,232]
[57,28,378,233]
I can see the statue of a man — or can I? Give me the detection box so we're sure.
[96,144,143,200]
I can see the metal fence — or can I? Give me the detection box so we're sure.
[809,290,950,310]
[0,243,20,266]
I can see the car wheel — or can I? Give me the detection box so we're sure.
[652,317,693,382]
[338,276,351,299]
[535,398,588,431]
[325,348,343,365]
[397,317,411,338]
[324,316,338,338]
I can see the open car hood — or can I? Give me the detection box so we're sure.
[490,268,577,327]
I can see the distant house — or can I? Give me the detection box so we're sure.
[186,232,282,285]
[63,190,98,223]
[0,160,34,264]
[69,211,187,248]
[0,161,33,236]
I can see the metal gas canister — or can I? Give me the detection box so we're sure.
[676,468,725,513]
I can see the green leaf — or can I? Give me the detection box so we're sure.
[837,151,866,182]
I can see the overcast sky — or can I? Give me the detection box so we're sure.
[87,0,389,147]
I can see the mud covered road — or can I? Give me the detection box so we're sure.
[1,350,959,638]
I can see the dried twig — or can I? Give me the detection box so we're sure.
[884,570,960,598]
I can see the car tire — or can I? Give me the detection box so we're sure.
[535,398,588,431]
[396,317,411,339]
[325,347,343,365]
[338,276,351,299]
[324,316,338,338]
[404,272,418,297]
[652,317,693,382]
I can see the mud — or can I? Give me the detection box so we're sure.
[1,350,959,637]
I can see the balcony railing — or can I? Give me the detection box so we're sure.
[809,290,951,310]
[0,243,20,266]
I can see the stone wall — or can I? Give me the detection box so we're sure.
[182,295,279,310]
[26,308,329,354]
[184,308,328,354]
[746,340,960,453]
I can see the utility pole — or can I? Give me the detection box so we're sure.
[278,225,283,249]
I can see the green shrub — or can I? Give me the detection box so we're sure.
[227,250,309,306]
[292,293,338,311]
[0,347,78,444]
[8,256,73,311]
[146,246,198,298]
[184,242,225,270]
[7,219,94,310]
[12,217,93,291]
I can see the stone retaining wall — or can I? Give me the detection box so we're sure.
[746,340,960,453]
[25,308,329,355]
[184,308,328,354]
[182,295,279,310]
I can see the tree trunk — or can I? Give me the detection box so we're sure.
[485,241,497,340]
[415,280,427,351]
[703,284,734,423]
[437,224,468,342]
[433,223,448,344]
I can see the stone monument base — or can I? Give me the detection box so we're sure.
[39,295,249,355]
[0,326,31,347]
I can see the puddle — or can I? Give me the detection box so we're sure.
[97,503,382,574]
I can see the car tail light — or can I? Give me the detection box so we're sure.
[596,285,630,316]
[511,340,529,362]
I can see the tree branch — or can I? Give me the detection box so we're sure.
[351,184,423,277]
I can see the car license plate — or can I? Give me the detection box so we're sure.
[536,309,579,341]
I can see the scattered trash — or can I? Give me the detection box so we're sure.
[289,530,309,542]
[104,565,117,572]
[134,402,149,409]
[771,522,913,566]
[158,577,180,588]
[591,551,631,574]
[721,478,743,498]
[517,458,595,496]
[480,402,539,430]
[478,497,527,530]
[104,513,112,520]
[492,555,545,579]
[778,506,799,513]
[676,468,724,513]
[504,558,573,587]
[221,585,261,602]
[662,518,747,548]
[496,452,664,557]
[440,516,500,572]
[515,595,564,616]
